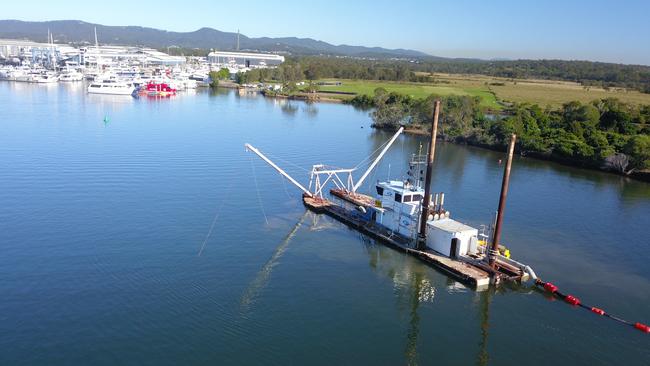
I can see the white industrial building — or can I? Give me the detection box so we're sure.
[0,39,79,63]
[207,51,284,68]
[0,39,185,67]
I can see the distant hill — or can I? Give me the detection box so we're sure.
[0,19,430,58]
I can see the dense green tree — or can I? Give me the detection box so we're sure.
[235,72,248,85]
[364,90,649,172]
[371,101,410,129]
[304,64,320,81]
[624,135,650,170]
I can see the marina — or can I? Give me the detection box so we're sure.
[0,31,285,96]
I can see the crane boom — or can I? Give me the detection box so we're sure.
[353,127,404,192]
[244,143,313,197]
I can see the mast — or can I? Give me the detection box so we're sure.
[489,134,516,268]
[244,143,312,197]
[94,27,100,73]
[417,100,441,249]
[50,31,55,69]
[47,28,51,68]
[352,126,404,192]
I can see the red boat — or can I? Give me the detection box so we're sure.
[138,82,177,97]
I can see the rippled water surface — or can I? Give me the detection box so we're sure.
[1,82,649,365]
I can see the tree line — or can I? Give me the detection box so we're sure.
[235,56,650,93]
[350,89,650,174]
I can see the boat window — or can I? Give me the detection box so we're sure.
[90,84,101,88]
[376,186,384,196]
[395,193,402,202]
[403,195,412,202]
[412,194,422,201]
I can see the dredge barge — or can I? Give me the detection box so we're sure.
[245,100,536,290]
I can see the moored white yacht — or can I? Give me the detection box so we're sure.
[59,70,84,82]
[31,72,59,83]
[87,79,136,95]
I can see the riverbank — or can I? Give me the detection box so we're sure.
[260,89,344,103]
[253,87,650,183]
[402,126,650,183]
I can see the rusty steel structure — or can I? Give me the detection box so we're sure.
[489,134,517,268]
[417,100,441,249]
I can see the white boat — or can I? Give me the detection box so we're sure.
[10,67,40,82]
[0,67,12,79]
[87,79,136,95]
[59,70,83,82]
[31,72,59,83]
[15,73,36,82]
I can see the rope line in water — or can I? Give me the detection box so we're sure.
[197,178,236,256]
[535,280,649,334]
[250,154,269,225]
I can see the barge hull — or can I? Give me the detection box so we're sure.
[303,195,491,289]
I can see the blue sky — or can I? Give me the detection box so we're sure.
[4,0,650,65]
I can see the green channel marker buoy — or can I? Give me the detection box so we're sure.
[103,115,110,124]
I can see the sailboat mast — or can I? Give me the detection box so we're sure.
[417,100,441,249]
[94,27,100,73]
[47,28,51,68]
[50,31,55,69]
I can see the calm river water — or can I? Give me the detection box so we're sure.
[0,82,649,365]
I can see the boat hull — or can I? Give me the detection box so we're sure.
[87,88,134,95]
[87,85,135,95]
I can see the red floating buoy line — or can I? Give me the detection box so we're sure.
[535,279,649,334]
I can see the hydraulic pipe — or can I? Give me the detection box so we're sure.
[489,134,517,268]
[417,100,441,249]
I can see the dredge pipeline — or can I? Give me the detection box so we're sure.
[535,280,649,334]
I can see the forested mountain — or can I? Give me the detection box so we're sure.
[0,20,428,58]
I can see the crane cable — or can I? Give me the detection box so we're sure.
[353,136,393,170]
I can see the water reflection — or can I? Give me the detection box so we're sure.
[617,177,650,203]
[302,102,319,118]
[239,211,308,314]
[58,82,85,93]
[350,104,374,112]
[362,238,435,366]
[207,87,230,97]
[476,289,492,366]
[361,236,501,366]
[86,93,135,106]
[280,102,299,117]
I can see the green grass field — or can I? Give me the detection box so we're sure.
[315,74,650,110]
[317,79,501,109]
